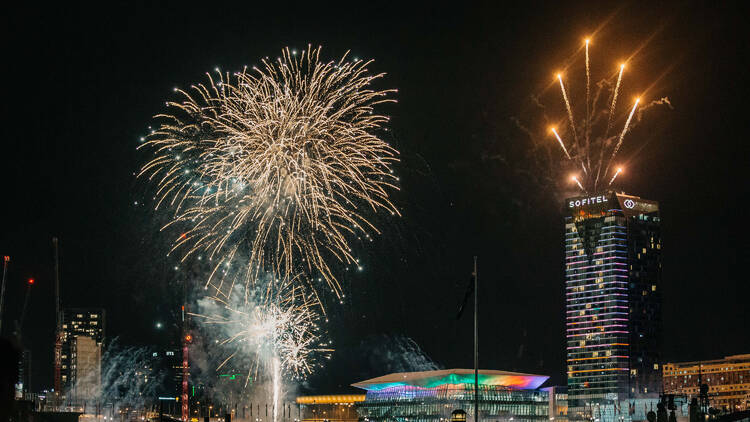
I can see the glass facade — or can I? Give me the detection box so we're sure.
[356,381,549,422]
[564,192,662,421]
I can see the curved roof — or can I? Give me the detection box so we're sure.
[352,369,549,391]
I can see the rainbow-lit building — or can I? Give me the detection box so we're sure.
[352,369,550,422]
[565,192,662,420]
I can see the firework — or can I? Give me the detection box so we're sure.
[608,167,623,186]
[557,73,579,146]
[543,39,666,192]
[139,45,399,301]
[193,280,333,384]
[550,127,571,160]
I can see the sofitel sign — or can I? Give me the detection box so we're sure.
[569,195,609,208]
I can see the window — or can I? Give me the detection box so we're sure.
[654,364,659,370]
[652,285,656,291]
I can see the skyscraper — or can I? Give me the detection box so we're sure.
[60,308,105,394]
[564,192,662,421]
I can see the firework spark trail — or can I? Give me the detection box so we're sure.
[585,39,591,171]
[594,63,625,186]
[550,128,572,160]
[572,175,585,192]
[557,74,579,147]
[608,167,623,186]
[606,64,626,137]
[595,63,626,188]
[604,98,639,179]
[557,73,586,173]
[139,46,400,302]
[272,356,280,422]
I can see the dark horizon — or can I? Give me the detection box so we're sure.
[1,2,746,395]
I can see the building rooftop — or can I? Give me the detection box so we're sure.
[664,354,750,367]
[352,369,549,391]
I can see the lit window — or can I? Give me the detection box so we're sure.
[654,364,659,370]
[652,285,656,291]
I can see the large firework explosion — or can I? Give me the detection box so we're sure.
[139,45,400,303]
[515,38,671,194]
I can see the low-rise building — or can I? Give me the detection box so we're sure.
[352,369,550,422]
[663,354,750,412]
[296,394,364,422]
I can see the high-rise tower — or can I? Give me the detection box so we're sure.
[60,308,105,394]
[564,192,662,421]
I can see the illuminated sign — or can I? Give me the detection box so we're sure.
[623,199,636,209]
[569,195,609,208]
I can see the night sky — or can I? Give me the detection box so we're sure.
[2,2,747,394]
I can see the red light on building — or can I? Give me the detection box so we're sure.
[28,278,35,285]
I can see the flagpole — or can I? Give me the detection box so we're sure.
[473,256,479,422]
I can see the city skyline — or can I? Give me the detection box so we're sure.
[0,1,746,403]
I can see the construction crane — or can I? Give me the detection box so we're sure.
[0,255,9,335]
[14,278,35,342]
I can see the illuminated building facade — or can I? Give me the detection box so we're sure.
[296,395,364,422]
[70,336,101,399]
[663,354,750,412]
[149,349,182,397]
[353,369,550,422]
[545,386,568,418]
[565,192,662,420]
[60,308,104,392]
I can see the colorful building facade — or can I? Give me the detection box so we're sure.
[564,192,662,420]
[353,369,550,422]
